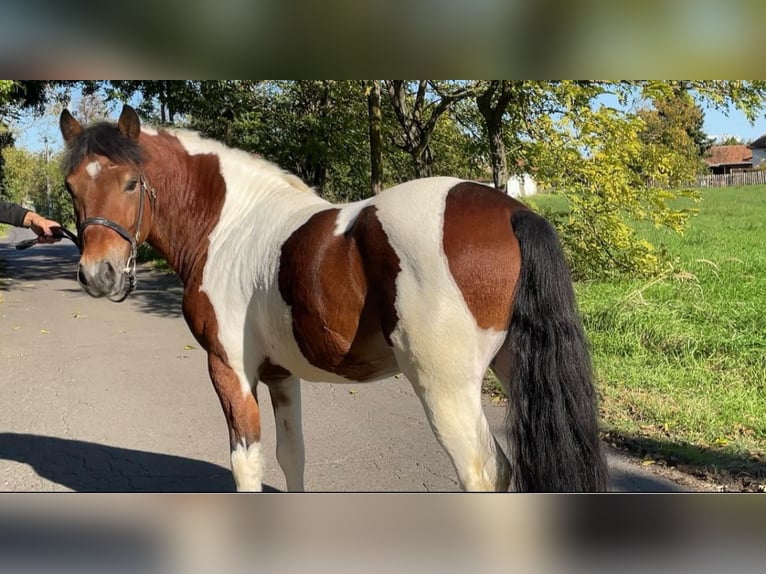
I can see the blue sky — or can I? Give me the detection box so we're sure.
[702,105,766,143]
[11,94,766,154]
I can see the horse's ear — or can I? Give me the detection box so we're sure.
[59,109,83,144]
[117,104,141,140]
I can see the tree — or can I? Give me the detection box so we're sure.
[366,80,384,195]
[248,81,370,200]
[718,135,744,145]
[1,81,75,218]
[1,146,72,226]
[474,80,520,190]
[521,80,766,277]
[637,88,710,179]
[106,81,198,125]
[384,80,474,178]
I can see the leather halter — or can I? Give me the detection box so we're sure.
[79,174,157,302]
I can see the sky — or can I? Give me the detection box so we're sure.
[702,106,766,143]
[10,92,766,155]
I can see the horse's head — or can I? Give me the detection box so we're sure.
[60,105,155,302]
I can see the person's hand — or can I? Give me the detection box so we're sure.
[23,212,62,244]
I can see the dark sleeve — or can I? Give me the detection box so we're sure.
[0,200,29,227]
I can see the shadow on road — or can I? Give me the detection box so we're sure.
[128,267,185,318]
[0,433,280,492]
[0,242,80,286]
[1,240,185,318]
[605,430,766,491]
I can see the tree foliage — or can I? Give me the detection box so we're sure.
[7,80,766,279]
[1,146,72,225]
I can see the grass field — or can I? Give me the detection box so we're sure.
[532,186,766,487]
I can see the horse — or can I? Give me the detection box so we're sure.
[58,104,608,492]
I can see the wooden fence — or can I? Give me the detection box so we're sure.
[696,171,766,188]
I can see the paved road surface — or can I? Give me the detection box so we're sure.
[0,228,694,492]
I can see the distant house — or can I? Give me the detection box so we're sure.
[748,136,766,170]
[703,145,752,174]
[506,174,538,198]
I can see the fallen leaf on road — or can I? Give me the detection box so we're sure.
[13,325,20,330]
[349,389,358,395]
[183,344,196,350]
[641,459,656,466]
[40,329,48,334]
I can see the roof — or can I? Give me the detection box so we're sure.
[748,135,766,149]
[704,145,752,167]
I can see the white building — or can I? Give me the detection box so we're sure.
[506,174,538,198]
[748,135,766,170]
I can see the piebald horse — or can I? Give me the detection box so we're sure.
[59,105,608,491]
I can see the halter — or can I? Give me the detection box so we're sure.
[79,174,157,302]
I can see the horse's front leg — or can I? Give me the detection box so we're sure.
[207,352,264,491]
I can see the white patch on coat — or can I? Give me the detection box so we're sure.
[333,197,374,236]
[175,130,335,389]
[85,161,101,179]
[230,440,263,491]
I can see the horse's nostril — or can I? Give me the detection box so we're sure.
[101,260,116,283]
[77,265,88,286]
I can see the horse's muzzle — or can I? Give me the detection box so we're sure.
[77,260,130,302]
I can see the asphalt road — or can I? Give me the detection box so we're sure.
[0,227,698,492]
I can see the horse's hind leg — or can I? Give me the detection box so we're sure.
[265,376,305,492]
[396,349,511,492]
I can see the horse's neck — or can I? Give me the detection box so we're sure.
[144,151,328,286]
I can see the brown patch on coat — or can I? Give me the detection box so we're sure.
[141,130,228,283]
[258,358,292,384]
[443,182,527,331]
[278,206,400,381]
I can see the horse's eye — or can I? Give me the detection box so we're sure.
[125,179,139,192]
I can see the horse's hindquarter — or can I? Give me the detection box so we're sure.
[370,178,525,379]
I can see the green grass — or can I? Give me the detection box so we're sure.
[532,186,766,482]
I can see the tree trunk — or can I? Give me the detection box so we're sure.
[385,80,471,181]
[367,80,384,194]
[413,145,434,178]
[476,81,516,191]
[486,118,507,190]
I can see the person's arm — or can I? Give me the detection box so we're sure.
[0,200,30,227]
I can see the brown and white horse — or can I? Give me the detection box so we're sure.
[59,105,608,491]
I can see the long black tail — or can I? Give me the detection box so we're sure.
[506,209,608,492]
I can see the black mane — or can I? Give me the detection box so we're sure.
[62,122,144,175]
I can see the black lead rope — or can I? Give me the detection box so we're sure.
[14,227,81,251]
